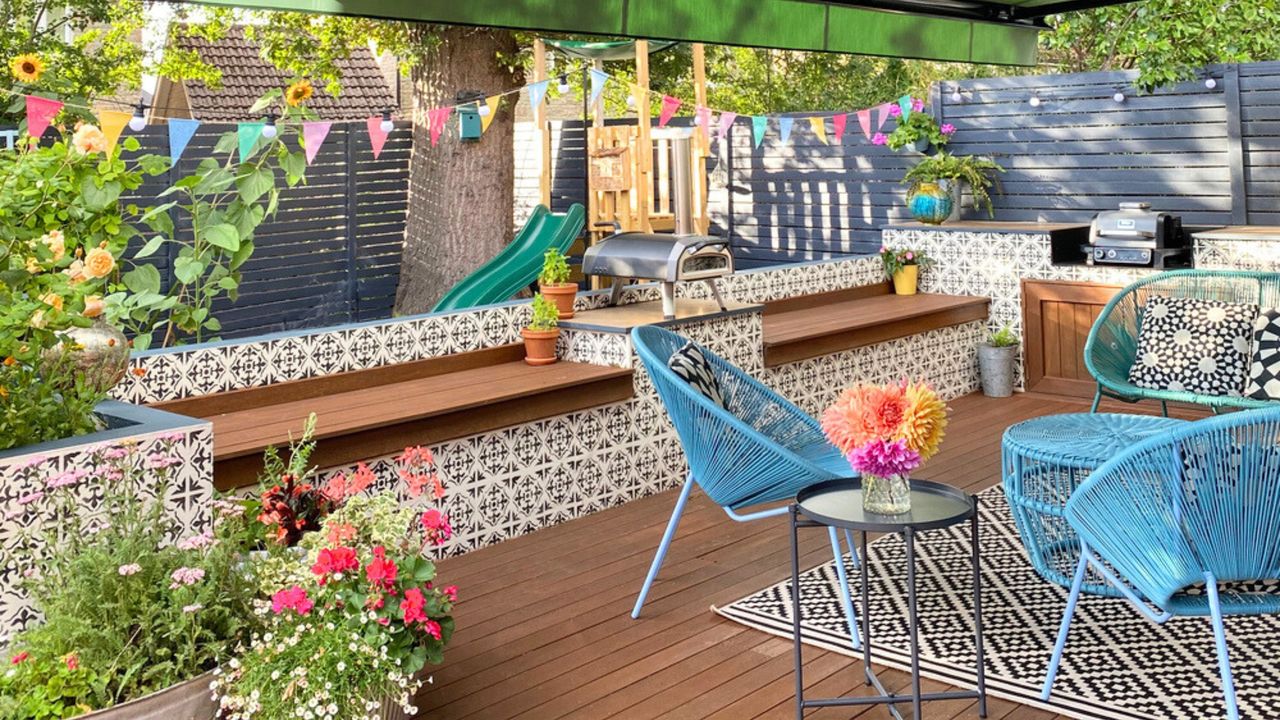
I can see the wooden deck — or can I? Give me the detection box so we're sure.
[421,391,1164,720]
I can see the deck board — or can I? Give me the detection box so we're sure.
[420,391,1183,719]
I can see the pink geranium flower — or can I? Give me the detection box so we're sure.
[401,587,428,624]
[871,132,888,146]
[940,123,956,135]
[888,104,902,118]
[365,546,398,590]
[910,97,925,113]
[421,509,453,546]
[311,546,359,584]
[271,585,314,616]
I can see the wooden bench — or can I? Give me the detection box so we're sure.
[762,283,990,367]
[154,344,634,490]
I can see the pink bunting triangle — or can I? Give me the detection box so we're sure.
[875,103,893,131]
[717,111,738,140]
[833,113,847,142]
[428,107,453,147]
[302,121,333,165]
[658,95,682,128]
[857,109,872,139]
[695,106,713,141]
[25,95,62,141]
[366,116,389,159]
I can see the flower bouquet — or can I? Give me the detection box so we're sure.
[820,381,948,514]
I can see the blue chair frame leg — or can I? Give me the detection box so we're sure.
[1042,550,1089,700]
[632,477,695,619]
[1205,575,1241,720]
[827,527,863,651]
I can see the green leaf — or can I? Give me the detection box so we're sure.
[80,177,122,212]
[216,276,238,290]
[230,240,254,271]
[122,265,162,294]
[203,223,241,251]
[236,166,275,204]
[135,235,167,258]
[213,131,238,155]
[173,256,205,284]
[137,153,171,176]
[123,136,141,152]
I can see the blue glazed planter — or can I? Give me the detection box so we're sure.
[907,183,954,225]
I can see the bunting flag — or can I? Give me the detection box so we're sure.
[898,95,913,121]
[658,95,682,128]
[833,113,847,143]
[302,121,333,165]
[481,96,501,133]
[857,109,873,139]
[237,122,265,163]
[751,116,767,148]
[778,116,794,145]
[366,116,389,158]
[694,106,713,141]
[588,69,609,108]
[428,107,453,147]
[24,95,62,141]
[807,116,827,145]
[98,110,132,151]
[167,118,200,165]
[526,80,550,111]
[875,103,893,131]
[717,111,738,140]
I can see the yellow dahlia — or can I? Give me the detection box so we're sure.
[9,53,44,83]
[900,381,947,461]
[285,79,314,107]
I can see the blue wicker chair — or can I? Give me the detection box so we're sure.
[1086,269,1280,414]
[629,326,862,647]
[1042,407,1280,719]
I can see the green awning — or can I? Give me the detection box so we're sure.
[157,0,1055,65]
[543,39,679,62]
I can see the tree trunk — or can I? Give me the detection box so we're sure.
[395,25,522,314]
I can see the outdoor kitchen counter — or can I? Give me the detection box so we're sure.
[884,221,1091,239]
[1193,226,1280,242]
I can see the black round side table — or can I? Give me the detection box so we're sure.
[789,477,987,720]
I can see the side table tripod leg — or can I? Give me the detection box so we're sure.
[859,530,873,686]
[789,506,805,719]
[972,504,988,718]
[905,527,923,720]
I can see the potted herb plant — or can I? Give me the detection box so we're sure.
[979,324,1019,397]
[901,151,1004,224]
[538,248,577,319]
[872,98,955,154]
[879,247,930,296]
[521,294,560,366]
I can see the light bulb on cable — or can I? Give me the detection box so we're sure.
[950,87,962,103]
[626,94,636,109]
[557,73,570,93]
[128,101,147,132]
[1113,90,1126,103]
[1205,76,1218,90]
[478,102,491,117]
[380,109,394,134]
[1028,93,1041,108]
[262,115,278,139]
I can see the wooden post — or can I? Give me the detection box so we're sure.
[533,38,551,208]
[692,43,710,234]
[635,39,652,232]
[592,59,605,128]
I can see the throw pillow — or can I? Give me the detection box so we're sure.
[1246,308,1280,400]
[668,341,726,408]
[1128,296,1255,397]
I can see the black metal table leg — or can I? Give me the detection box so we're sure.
[905,527,923,720]
[790,505,804,720]
[859,530,872,687]
[971,499,988,718]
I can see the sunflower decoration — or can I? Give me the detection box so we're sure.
[285,79,314,107]
[9,53,45,84]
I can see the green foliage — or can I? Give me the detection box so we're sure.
[879,247,931,278]
[0,651,100,719]
[0,358,104,451]
[539,248,572,286]
[1041,1,1280,90]
[988,324,1019,348]
[901,152,1005,217]
[528,293,559,331]
[884,104,950,151]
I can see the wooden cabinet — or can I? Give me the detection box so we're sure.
[1022,280,1123,398]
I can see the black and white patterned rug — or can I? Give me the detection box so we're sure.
[713,488,1280,720]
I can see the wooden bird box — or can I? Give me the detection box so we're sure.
[589,147,631,192]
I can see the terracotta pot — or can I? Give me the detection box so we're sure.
[892,265,919,295]
[539,282,577,319]
[521,327,560,366]
[82,670,217,720]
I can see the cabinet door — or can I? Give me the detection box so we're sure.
[1022,280,1123,398]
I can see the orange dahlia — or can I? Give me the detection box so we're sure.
[900,381,947,461]
[820,383,908,455]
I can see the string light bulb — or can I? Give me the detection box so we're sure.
[1113,90,1126,103]
[128,101,147,132]
[1028,92,1041,108]
[557,73,570,93]
[478,101,491,117]
[626,94,636,109]
[379,109,394,134]
[950,87,962,103]
[1205,76,1218,90]
[261,113,278,139]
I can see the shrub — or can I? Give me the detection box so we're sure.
[988,324,1019,348]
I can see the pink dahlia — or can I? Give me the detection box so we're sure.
[848,438,921,478]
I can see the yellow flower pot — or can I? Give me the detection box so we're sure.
[892,265,919,295]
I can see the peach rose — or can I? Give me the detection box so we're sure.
[72,124,107,155]
[24,257,38,273]
[42,230,65,262]
[83,295,104,319]
[40,293,63,311]
[83,247,115,278]
[65,259,87,283]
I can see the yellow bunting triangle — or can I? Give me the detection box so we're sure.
[98,110,132,151]
[808,116,827,145]
[481,95,501,133]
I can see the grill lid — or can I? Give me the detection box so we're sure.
[1091,202,1162,240]
[582,233,731,282]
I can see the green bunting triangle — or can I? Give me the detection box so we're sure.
[237,122,265,163]
[752,116,767,148]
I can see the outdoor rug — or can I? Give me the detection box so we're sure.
[713,487,1280,720]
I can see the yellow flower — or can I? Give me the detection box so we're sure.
[72,124,106,155]
[286,79,314,107]
[64,259,87,284]
[40,292,63,311]
[9,54,44,83]
[42,230,65,262]
[899,381,947,461]
[83,247,115,278]
[24,256,39,273]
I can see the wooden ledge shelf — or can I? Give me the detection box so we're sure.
[763,289,990,367]
[153,344,634,490]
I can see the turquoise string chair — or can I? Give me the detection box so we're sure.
[1085,269,1280,414]
[1042,407,1280,720]
[629,326,863,649]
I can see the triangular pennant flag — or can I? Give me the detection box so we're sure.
[717,111,738,140]
[694,106,713,141]
[658,95,682,128]
[751,116,767,148]
[24,95,62,141]
[167,118,200,165]
[898,95,913,121]
[588,69,609,108]
[857,109,873,139]
[481,96,501,133]
[526,80,550,110]
[807,116,827,145]
[428,107,453,147]
[302,121,333,165]
[237,122,265,163]
[875,103,893,131]
[778,116,794,145]
[833,113,847,142]
[365,116,389,158]
[98,110,131,151]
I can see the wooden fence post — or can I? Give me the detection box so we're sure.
[1223,64,1248,225]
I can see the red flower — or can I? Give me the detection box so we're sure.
[423,618,443,640]
[271,585,314,615]
[10,652,28,665]
[365,546,398,590]
[402,587,428,624]
[311,546,359,583]
[420,509,453,546]
[64,654,79,671]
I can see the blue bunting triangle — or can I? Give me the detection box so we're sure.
[778,116,794,145]
[526,80,550,110]
[167,118,200,166]
[589,69,609,107]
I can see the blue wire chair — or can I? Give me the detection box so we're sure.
[630,326,863,649]
[1042,407,1280,719]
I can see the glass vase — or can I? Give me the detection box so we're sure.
[862,474,911,515]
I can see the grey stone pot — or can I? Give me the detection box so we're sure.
[978,343,1018,398]
[81,670,216,719]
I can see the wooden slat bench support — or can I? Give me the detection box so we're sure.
[153,344,634,490]
[763,291,990,367]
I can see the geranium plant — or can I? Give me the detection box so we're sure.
[873,98,955,151]
[879,246,931,279]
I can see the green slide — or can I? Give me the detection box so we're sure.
[431,203,586,313]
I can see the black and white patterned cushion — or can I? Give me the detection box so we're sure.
[1128,296,1255,397]
[668,342,725,408]
[1246,308,1280,400]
